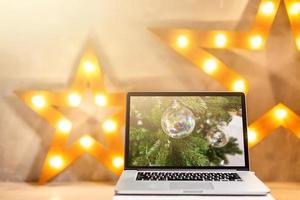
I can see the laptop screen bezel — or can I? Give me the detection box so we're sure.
[124,92,250,171]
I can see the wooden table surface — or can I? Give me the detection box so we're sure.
[0,182,299,200]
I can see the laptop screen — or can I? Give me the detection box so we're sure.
[126,93,248,169]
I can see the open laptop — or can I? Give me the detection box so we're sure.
[115,92,270,195]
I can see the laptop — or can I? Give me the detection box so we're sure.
[115,92,270,195]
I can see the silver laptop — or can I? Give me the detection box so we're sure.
[115,92,270,195]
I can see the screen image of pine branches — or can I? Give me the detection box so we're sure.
[129,96,243,167]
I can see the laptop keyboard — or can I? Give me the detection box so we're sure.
[136,172,242,181]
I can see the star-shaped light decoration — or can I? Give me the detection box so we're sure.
[16,46,125,184]
[150,0,300,147]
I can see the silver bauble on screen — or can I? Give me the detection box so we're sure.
[161,100,195,139]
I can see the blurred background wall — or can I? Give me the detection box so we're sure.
[0,0,299,182]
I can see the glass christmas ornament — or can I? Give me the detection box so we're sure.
[161,100,195,139]
[207,130,228,147]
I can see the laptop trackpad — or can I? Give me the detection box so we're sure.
[170,182,213,190]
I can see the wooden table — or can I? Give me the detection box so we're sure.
[0,182,299,200]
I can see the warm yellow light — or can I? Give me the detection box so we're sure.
[49,155,63,169]
[68,92,81,107]
[289,2,300,15]
[296,37,300,48]
[103,119,117,133]
[260,1,275,15]
[274,108,288,120]
[83,61,96,73]
[31,95,46,109]
[248,129,257,144]
[176,35,189,48]
[57,119,72,133]
[95,94,107,106]
[232,80,246,92]
[79,136,94,149]
[203,59,217,74]
[113,157,124,168]
[215,33,227,47]
[249,35,263,49]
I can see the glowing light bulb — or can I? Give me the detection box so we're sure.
[176,35,189,48]
[31,95,46,109]
[83,61,96,73]
[249,35,263,49]
[57,119,72,133]
[79,136,94,149]
[260,1,275,15]
[113,157,124,168]
[215,33,227,47]
[296,37,300,49]
[290,2,300,15]
[49,155,63,169]
[248,129,257,144]
[95,94,107,106]
[232,80,246,92]
[275,108,287,120]
[103,119,117,133]
[68,92,81,107]
[203,59,217,74]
